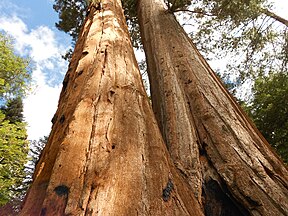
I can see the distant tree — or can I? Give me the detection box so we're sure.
[1,97,24,124]
[0,32,30,208]
[0,33,31,101]
[178,0,288,85]
[247,72,288,163]
[0,198,22,216]
[25,136,48,186]
[0,136,47,215]
[0,111,28,206]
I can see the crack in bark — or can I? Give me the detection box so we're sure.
[84,185,99,216]
[79,97,100,212]
[259,160,288,190]
[105,117,113,151]
[172,195,189,215]
[249,171,287,215]
[201,124,226,163]
[199,93,279,187]
[102,45,108,75]
[137,96,149,215]
[200,92,261,166]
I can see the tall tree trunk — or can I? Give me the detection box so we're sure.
[20,0,204,215]
[137,0,288,215]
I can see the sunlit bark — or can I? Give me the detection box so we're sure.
[20,1,203,215]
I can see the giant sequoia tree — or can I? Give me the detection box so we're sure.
[20,1,203,215]
[137,0,288,215]
[21,0,288,215]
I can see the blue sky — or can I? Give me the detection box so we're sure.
[0,0,287,140]
[5,0,58,28]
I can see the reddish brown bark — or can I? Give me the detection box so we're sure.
[137,0,288,215]
[20,1,203,215]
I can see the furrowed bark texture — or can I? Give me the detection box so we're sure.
[138,0,288,215]
[20,0,203,215]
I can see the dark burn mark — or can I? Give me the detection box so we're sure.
[245,196,261,207]
[60,115,65,124]
[112,144,116,149]
[40,208,47,216]
[51,114,57,124]
[203,179,249,216]
[93,3,102,11]
[262,164,274,179]
[199,141,208,156]
[54,185,69,197]
[62,75,69,91]
[80,51,89,60]
[86,9,90,17]
[108,90,116,103]
[199,147,206,156]
[77,70,84,77]
[162,179,174,202]
[82,51,89,56]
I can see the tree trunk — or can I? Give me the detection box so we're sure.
[20,1,203,215]
[137,0,288,215]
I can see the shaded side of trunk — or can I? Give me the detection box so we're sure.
[137,0,288,215]
[20,0,203,215]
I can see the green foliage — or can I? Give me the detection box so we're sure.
[165,0,192,12]
[246,72,288,163]
[53,0,142,52]
[0,33,31,101]
[0,111,29,206]
[1,97,24,124]
[122,0,142,49]
[53,0,87,44]
[181,0,287,83]
[0,136,47,212]
[0,32,31,207]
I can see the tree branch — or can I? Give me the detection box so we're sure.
[173,9,215,17]
[263,9,288,27]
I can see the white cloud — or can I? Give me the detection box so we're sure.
[24,82,62,141]
[0,14,69,140]
[0,16,62,62]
